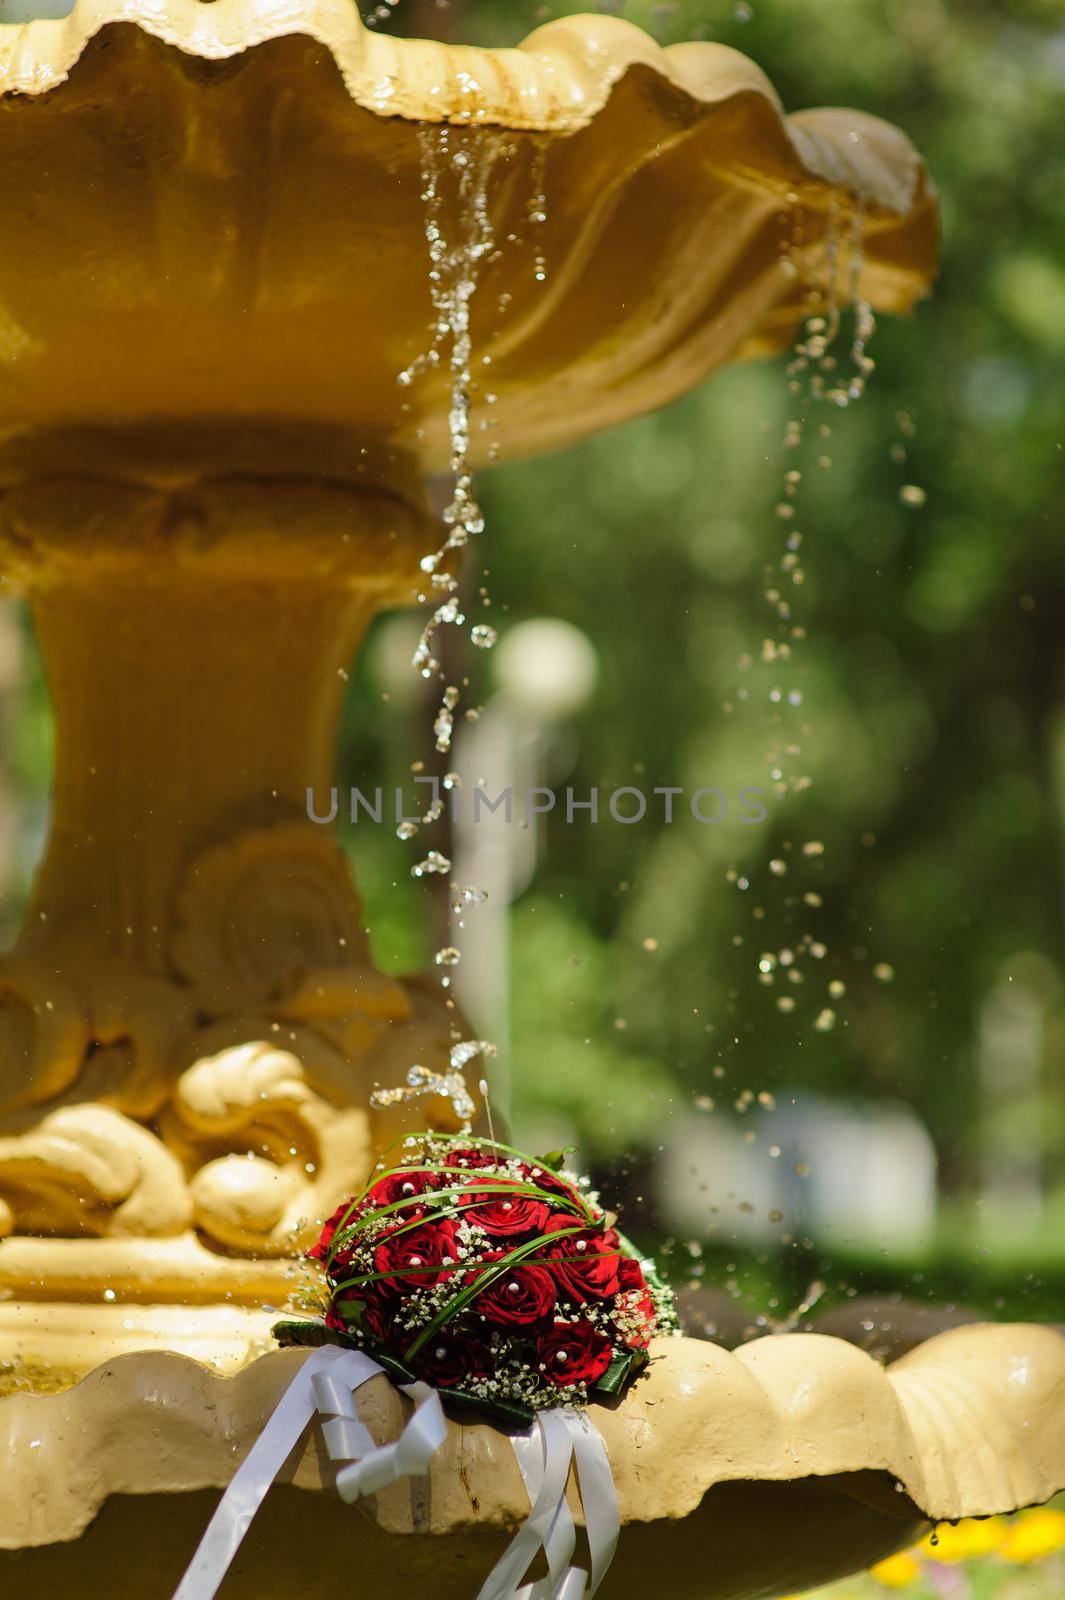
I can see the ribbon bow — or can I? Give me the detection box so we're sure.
[172,1347,446,1600]
[171,1347,619,1600]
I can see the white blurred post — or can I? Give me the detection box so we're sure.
[449,619,597,1115]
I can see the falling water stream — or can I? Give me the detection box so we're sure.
[372,124,535,1127]
[686,200,912,1317]
[724,202,889,1044]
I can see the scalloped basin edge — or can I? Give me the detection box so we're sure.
[1,1325,1063,1598]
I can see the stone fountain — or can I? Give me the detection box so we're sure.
[0,2,1061,1596]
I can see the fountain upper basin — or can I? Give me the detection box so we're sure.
[0,1,937,486]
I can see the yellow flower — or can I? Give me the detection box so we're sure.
[871,1551,920,1588]
[1000,1508,1065,1565]
[920,1518,1005,1563]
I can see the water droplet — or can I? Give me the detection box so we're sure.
[412,850,452,878]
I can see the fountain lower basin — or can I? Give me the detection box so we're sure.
[3,1326,1064,1599]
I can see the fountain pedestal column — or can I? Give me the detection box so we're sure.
[0,442,467,1372]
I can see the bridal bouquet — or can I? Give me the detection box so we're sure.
[276,1132,678,1424]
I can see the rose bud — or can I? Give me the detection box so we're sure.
[618,1254,647,1293]
[521,1165,587,1209]
[360,1300,398,1343]
[323,1284,366,1332]
[536,1320,614,1387]
[325,1302,350,1334]
[443,1147,502,1172]
[362,1168,441,1221]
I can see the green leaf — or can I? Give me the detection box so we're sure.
[594,1347,649,1398]
[594,1351,635,1396]
[537,1148,574,1172]
[272,1318,350,1351]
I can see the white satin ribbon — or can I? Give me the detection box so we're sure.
[171,1345,446,1600]
[172,1345,620,1600]
[477,1407,620,1600]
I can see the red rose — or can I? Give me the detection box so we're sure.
[536,1320,614,1387]
[325,1301,349,1333]
[373,1218,459,1295]
[362,1168,441,1221]
[618,1255,646,1293]
[542,1215,622,1302]
[411,1330,493,1389]
[360,1300,397,1343]
[325,1286,398,1341]
[468,1257,557,1328]
[464,1183,550,1238]
[308,1200,359,1269]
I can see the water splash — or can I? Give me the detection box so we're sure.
[363,0,402,26]
[528,141,549,285]
[370,1060,479,1125]
[385,126,506,1124]
[412,849,452,879]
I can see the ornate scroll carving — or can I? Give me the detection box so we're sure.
[0,1105,192,1238]
[165,1041,372,1256]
